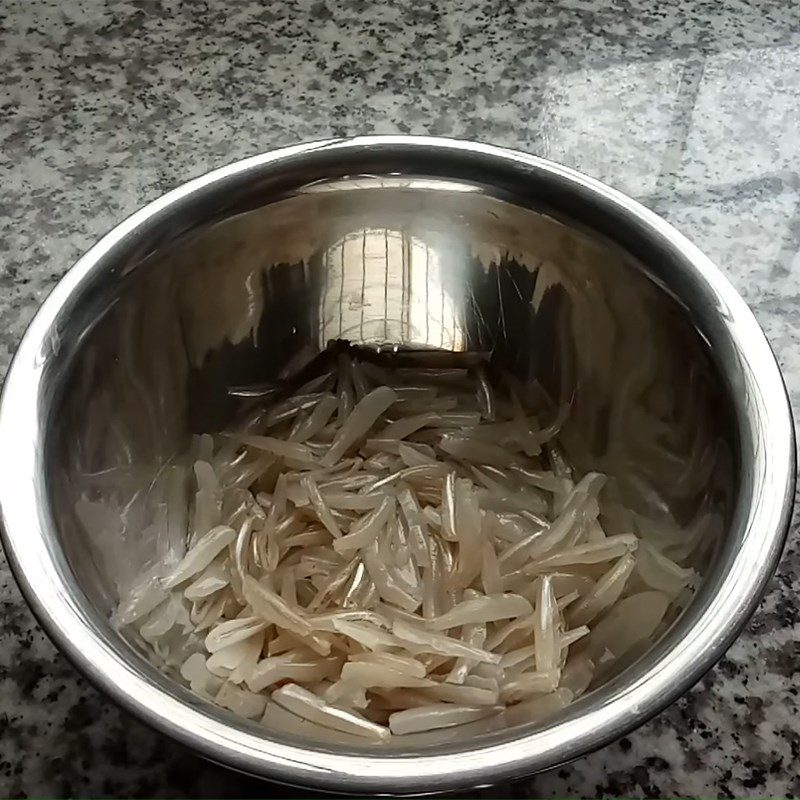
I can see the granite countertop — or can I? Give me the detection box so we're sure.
[2,0,799,796]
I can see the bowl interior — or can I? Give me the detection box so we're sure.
[46,173,734,752]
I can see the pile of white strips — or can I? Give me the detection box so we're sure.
[107,349,699,741]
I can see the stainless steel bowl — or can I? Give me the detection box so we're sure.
[0,136,794,794]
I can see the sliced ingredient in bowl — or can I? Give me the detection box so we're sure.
[106,345,705,740]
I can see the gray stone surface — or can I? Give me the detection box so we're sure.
[1,0,798,796]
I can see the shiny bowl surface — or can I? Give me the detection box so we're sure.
[0,136,793,794]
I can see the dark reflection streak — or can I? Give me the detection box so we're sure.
[321,245,329,345]
[338,238,345,339]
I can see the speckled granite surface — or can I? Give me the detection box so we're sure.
[1,0,799,796]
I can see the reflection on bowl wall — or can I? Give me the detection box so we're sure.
[55,180,731,615]
[1,138,792,793]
